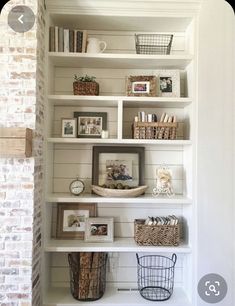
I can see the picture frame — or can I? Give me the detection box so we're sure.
[56,203,97,239]
[92,146,145,188]
[157,70,180,97]
[61,118,77,138]
[126,75,157,97]
[74,112,107,138]
[85,217,114,242]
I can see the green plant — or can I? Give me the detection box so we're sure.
[74,74,96,82]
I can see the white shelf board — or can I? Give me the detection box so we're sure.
[48,95,192,108]
[44,286,191,306]
[44,237,191,253]
[48,52,193,69]
[47,138,192,146]
[46,193,192,204]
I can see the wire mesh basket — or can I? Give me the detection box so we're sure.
[135,34,173,55]
[68,252,108,301]
[136,253,177,301]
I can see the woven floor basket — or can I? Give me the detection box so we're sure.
[134,219,180,246]
[133,122,177,140]
[73,81,99,95]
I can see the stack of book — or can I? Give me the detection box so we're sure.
[49,26,88,53]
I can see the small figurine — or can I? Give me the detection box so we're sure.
[152,165,174,197]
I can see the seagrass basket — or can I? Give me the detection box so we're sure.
[134,219,180,246]
[133,122,177,140]
[73,81,99,95]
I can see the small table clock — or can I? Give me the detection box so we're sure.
[69,177,85,196]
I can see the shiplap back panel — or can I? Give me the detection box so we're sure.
[50,252,185,289]
[87,31,186,55]
[53,144,184,194]
[53,67,187,97]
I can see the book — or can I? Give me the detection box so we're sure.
[76,31,83,53]
[63,29,70,53]
[55,26,59,52]
[49,26,55,52]
[82,30,88,53]
[58,27,64,52]
[69,29,74,52]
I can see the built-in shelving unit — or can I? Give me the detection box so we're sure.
[43,1,198,305]
[44,287,191,306]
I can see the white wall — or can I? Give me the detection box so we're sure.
[197,0,235,305]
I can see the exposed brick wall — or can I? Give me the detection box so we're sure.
[0,0,45,305]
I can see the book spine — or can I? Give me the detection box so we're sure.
[69,29,74,52]
[63,29,70,53]
[55,26,59,52]
[74,30,77,52]
[76,31,83,53]
[58,27,64,52]
[82,30,87,53]
[49,26,55,52]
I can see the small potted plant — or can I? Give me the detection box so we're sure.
[73,74,99,96]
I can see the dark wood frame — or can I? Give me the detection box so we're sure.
[126,75,157,97]
[56,203,97,239]
[74,111,107,138]
[92,146,145,187]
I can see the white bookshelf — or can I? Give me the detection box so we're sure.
[43,1,198,305]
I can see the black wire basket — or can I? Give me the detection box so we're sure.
[135,34,173,55]
[68,252,108,301]
[136,253,177,301]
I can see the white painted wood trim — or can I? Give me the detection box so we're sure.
[46,193,192,204]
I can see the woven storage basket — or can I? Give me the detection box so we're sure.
[133,122,177,140]
[73,81,99,95]
[134,219,180,246]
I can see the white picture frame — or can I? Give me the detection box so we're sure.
[85,217,114,242]
[156,70,180,97]
[61,118,77,138]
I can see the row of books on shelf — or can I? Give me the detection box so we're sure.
[49,26,87,53]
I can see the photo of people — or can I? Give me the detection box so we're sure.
[106,160,133,181]
[160,77,172,93]
[63,210,89,232]
[132,81,150,93]
[62,119,76,137]
[78,116,102,136]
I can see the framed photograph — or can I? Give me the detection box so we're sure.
[56,203,97,239]
[85,217,114,242]
[61,118,77,138]
[74,112,107,138]
[157,70,180,97]
[126,75,157,97]
[92,146,145,188]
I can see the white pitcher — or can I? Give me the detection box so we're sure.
[86,37,107,53]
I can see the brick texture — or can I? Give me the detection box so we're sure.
[0,0,45,305]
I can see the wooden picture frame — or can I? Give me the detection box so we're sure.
[61,118,77,138]
[74,112,107,138]
[92,146,145,188]
[85,217,114,242]
[126,75,157,97]
[56,203,97,239]
[157,70,180,97]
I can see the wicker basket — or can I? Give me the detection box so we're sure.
[134,219,180,246]
[135,34,173,55]
[133,122,177,140]
[73,81,99,95]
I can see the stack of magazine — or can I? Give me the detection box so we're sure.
[49,26,87,53]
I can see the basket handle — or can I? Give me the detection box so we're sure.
[172,253,177,265]
[136,253,140,264]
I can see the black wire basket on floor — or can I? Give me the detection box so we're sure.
[136,253,177,301]
[135,34,173,55]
